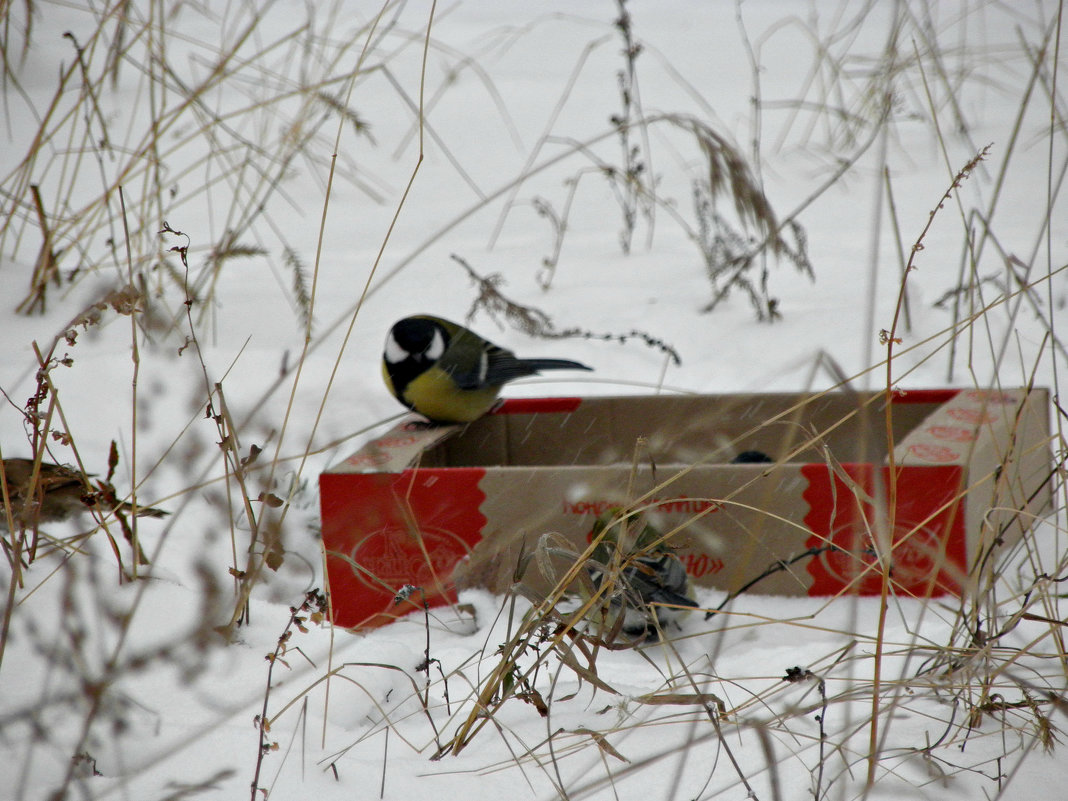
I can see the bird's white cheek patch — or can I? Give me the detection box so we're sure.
[426,329,446,360]
[384,333,407,364]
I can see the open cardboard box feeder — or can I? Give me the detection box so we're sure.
[320,388,1054,630]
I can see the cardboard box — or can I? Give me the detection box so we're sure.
[319,388,1053,629]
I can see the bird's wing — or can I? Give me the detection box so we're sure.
[478,346,538,387]
[625,554,699,609]
[442,345,490,390]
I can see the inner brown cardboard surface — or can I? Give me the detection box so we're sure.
[424,392,941,469]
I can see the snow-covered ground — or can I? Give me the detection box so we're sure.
[1,1,1065,799]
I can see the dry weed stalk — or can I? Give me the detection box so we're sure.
[251,589,327,801]
[454,253,681,365]
[866,144,992,787]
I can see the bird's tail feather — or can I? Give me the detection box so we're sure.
[519,358,592,373]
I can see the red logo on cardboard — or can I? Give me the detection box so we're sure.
[947,407,994,424]
[344,452,391,468]
[810,520,949,592]
[926,425,975,443]
[377,435,421,448]
[801,464,966,596]
[964,390,1016,405]
[320,468,487,628]
[907,443,960,463]
[349,525,475,593]
[684,552,724,577]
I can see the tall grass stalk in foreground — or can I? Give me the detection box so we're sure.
[869,144,992,788]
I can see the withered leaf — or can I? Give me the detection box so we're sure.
[258,492,284,508]
[572,728,629,763]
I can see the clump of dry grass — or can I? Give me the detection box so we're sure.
[0,1,440,796]
[453,252,683,366]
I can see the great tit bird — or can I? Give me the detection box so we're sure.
[0,458,168,530]
[383,315,592,424]
[583,508,698,643]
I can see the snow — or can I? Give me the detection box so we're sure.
[1,1,1065,799]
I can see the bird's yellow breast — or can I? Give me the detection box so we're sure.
[398,366,501,423]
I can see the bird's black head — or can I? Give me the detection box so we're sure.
[385,317,449,365]
[383,317,451,400]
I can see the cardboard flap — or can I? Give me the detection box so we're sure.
[893,388,1047,466]
[326,418,462,474]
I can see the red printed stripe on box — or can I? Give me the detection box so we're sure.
[801,464,967,597]
[320,468,487,628]
[889,388,960,405]
[492,397,584,415]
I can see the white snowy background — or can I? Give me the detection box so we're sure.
[0,1,1065,799]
